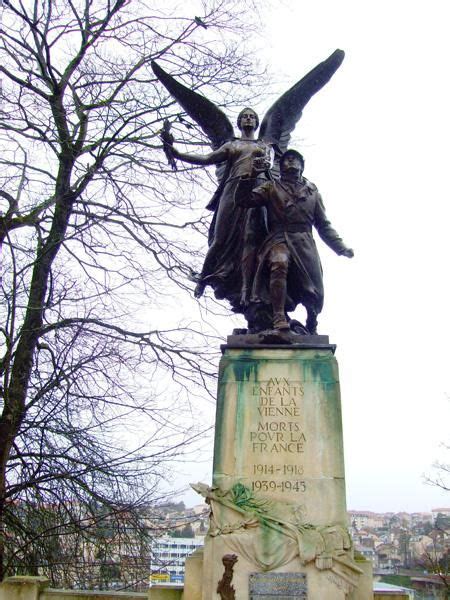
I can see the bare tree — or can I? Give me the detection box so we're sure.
[426,444,450,493]
[0,0,263,586]
[419,440,450,597]
[413,531,449,598]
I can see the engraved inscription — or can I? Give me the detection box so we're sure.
[249,572,307,599]
[250,379,306,454]
[252,480,305,493]
[249,378,306,493]
[253,465,304,476]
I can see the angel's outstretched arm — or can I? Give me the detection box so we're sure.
[172,142,230,166]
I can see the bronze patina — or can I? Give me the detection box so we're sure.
[152,51,352,335]
[235,150,353,334]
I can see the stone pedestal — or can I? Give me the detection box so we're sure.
[194,342,369,599]
[184,547,204,599]
[0,576,49,600]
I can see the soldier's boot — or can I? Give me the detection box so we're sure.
[306,308,318,335]
[270,260,289,330]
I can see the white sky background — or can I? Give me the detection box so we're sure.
[158,0,450,512]
[255,0,450,513]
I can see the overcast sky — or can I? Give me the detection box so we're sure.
[169,0,450,513]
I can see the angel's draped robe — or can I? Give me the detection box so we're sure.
[200,138,270,308]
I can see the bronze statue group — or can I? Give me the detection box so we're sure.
[153,51,353,336]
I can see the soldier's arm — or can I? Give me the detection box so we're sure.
[314,193,354,257]
[235,178,270,208]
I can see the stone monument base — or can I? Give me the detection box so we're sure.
[184,548,373,599]
[190,340,372,599]
[201,541,361,599]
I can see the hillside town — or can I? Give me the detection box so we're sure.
[2,498,449,598]
[148,504,450,598]
[348,508,450,597]
[146,504,450,597]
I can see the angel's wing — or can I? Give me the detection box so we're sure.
[259,49,345,157]
[151,61,234,150]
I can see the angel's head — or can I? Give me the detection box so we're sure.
[237,108,259,131]
[280,149,305,174]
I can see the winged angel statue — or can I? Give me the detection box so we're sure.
[152,50,346,333]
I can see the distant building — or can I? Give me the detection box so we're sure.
[150,536,203,584]
[373,581,415,599]
[409,534,434,560]
[348,510,384,530]
[190,504,208,516]
[374,543,401,573]
[432,507,450,522]
[410,574,450,597]
[410,512,433,525]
